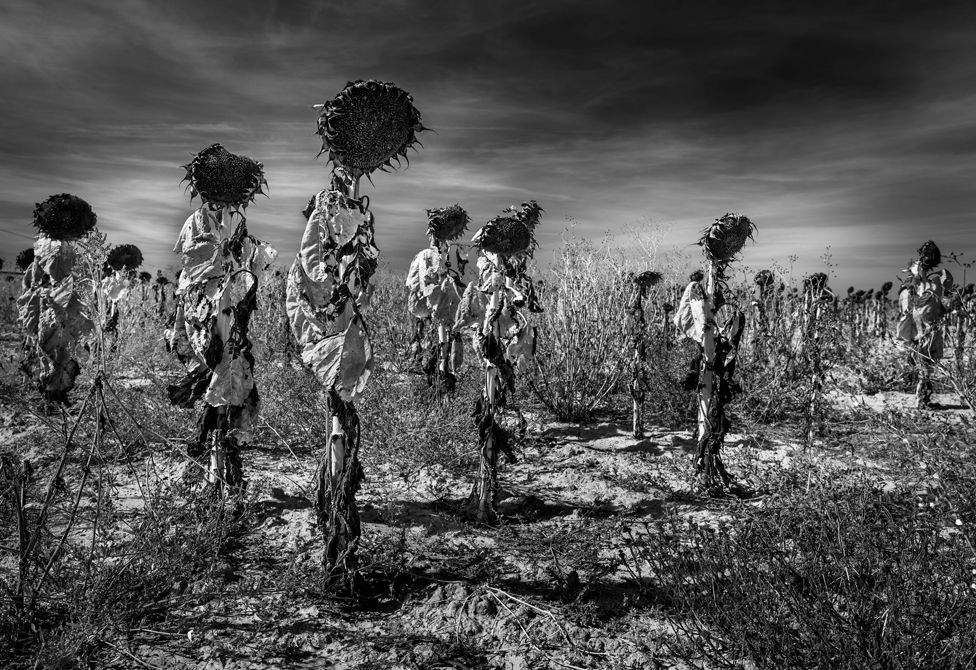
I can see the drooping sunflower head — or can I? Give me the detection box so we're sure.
[139,271,152,283]
[472,215,531,256]
[633,270,663,290]
[881,281,893,293]
[182,143,266,209]
[699,213,755,264]
[472,201,543,257]
[315,80,426,179]
[754,269,774,288]
[426,204,469,243]
[16,248,34,271]
[689,269,704,283]
[917,240,941,270]
[516,200,544,229]
[33,193,97,241]
[106,244,143,272]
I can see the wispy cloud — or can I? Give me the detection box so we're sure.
[0,0,975,287]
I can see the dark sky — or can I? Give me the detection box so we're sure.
[2,0,975,288]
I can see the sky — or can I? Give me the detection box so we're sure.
[1,0,976,289]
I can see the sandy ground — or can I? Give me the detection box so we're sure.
[0,322,966,669]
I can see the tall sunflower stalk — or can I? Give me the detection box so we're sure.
[674,213,753,493]
[286,80,425,581]
[18,194,97,405]
[799,272,835,448]
[406,204,470,394]
[751,269,774,359]
[895,240,952,409]
[100,244,143,350]
[165,144,275,494]
[456,201,542,523]
[627,270,662,438]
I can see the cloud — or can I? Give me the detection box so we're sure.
[0,0,975,290]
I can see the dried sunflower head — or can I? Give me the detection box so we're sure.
[33,193,97,241]
[699,213,755,264]
[16,248,34,271]
[139,271,152,283]
[881,281,893,293]
[689,269,704,283]
[472,201,544,257]
[633,270,663,290]
[106,244,143,271]
[754,269,774,288]
[315,80,426,179]
[918,240,941,270]
[516,200,544,229]
[472,215,531,256]
[426,204,469,243]
[182,144,266,209]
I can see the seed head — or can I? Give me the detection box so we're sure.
[106,244,143,271]
[699,213,755,264]
[315,80,426,179]
[426,204,469,243]
[33,193,97,241]
[182,144,267,209]
[917,240,941,270]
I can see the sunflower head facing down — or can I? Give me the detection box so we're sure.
[315,80,426,179]
[632,270,663,291]
[182,144,267,209]
[33,193,97,241]
[106,244,144,272]
[471,201,544,258]
[917,240,941,271]
[426,204,469,243]
[699,213,755,264]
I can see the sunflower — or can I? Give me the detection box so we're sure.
[472,202,544,257]
[182,144,266,209]
[754,269,774,288]
[426,204,469,242]
[917,240,941,270]
[106,244,143,271]
[633,270,663,290]
[16,248,34,271]
[33,193,97,241]
[472,215,530,256]
[699,213,755,264]
[315,80,426,179]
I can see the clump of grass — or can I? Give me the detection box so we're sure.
[622,459,976,670]
[528,237,630,421]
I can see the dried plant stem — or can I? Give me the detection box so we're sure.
[695,261,731,491]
